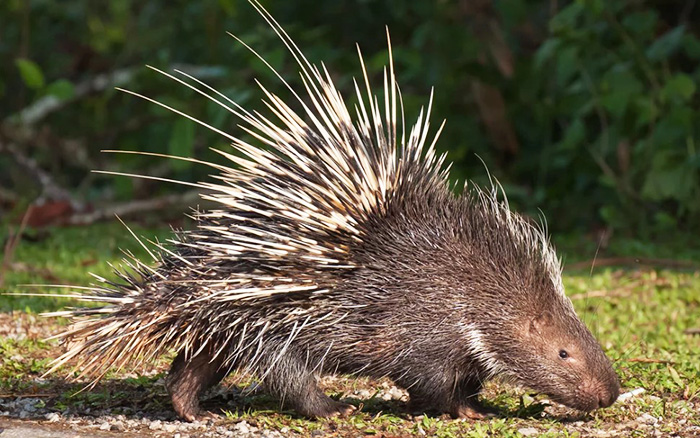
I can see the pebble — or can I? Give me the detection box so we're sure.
[44,412,60,422]
[618,387,645,401]
[637,413,659,425]
[111,421,125,431]
[518,427,539,436]
[234,421,250,434]
[356,389,373,398]
[387,386,406,400]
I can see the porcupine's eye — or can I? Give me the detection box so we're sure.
[558,350,569,359]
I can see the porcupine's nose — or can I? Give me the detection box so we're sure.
[579,375,619,410]
[595,379,620,408]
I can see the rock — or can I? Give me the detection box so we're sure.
[234,421,250,434]
[637,413,658,425]
[518,427,539,436]
[44,412,60,422]
[110,421,125,432]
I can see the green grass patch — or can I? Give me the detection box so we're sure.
[1,222,174,312]
[0,223,699,436]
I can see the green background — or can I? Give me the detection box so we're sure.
[1,0,699,238]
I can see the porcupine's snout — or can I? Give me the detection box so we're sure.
[579,374,620,409]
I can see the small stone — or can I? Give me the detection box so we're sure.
[164,423,178,433]
[99,422,111,431]
[45,412,60,422]
[637,413,658,425]
[111,422,126,432]
[518,427,539,436]
[387,386,405,400]
[234,421,250,434]
[356,389,372,399]
[23,399,37,412]
[149,419,163,430]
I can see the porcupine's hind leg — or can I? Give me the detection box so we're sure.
[166,347,229,421]
[262,353,356,418]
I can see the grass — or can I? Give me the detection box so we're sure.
[1,221,699,436]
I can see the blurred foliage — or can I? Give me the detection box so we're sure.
[1,0,699,236]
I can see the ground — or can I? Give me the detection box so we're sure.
[1,223,699,437]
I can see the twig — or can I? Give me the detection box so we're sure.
[569,289,632,300]
[4,64,227,127]
[565,257,699,271]
[0,139,76,205]
[66,190,204,225]
[684,328,700,335]
[0,186,18,204]
[0,209,31,287]
[627,358,675,364]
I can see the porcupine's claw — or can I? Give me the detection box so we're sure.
[309,399,357,418]
[450,379,499,419]
[451,402,499,420]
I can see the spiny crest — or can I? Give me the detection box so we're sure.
[465,181,564,297]
[40,0,450,379]
[115,1,447,260]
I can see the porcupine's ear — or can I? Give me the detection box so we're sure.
[528,311,554,337]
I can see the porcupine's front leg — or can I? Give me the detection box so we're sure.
[262,354,356,418]
[166,347,229,421]
[448,376,499,419]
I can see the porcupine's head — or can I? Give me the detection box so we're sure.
[439,188,621,412]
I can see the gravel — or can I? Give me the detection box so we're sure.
[0,394,293,438]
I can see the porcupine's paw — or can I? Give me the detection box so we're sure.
[195,410,222,422]
[170,392,202,422]
[294,396,356,418]
[451,401,499,420]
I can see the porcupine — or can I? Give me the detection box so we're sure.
[44,1,620,420]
